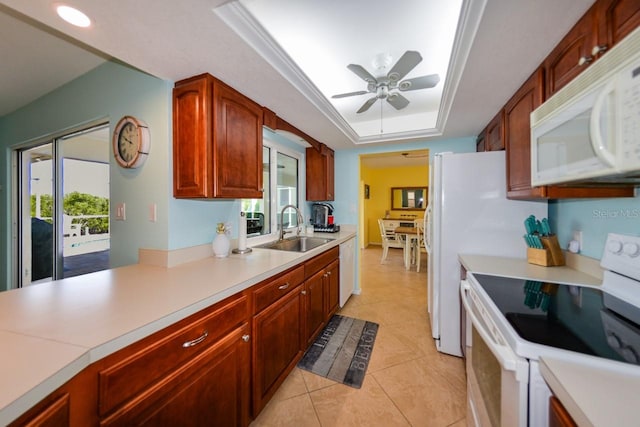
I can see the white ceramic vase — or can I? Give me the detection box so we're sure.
[212,232,230,258]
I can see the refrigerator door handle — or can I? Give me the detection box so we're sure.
[424,205,432,253]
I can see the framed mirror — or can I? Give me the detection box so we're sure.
[391,187,428,210]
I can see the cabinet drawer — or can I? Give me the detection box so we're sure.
[98,293,249,417]
[304,246,339,278]
[253,265,304,314]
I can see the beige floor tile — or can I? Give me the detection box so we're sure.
[250,393,321,427]
[270,367,308,401]
[298,367,338,393]
[372,357,466,427]
[310,375,410,427]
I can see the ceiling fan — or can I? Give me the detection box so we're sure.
[332,51,440,114]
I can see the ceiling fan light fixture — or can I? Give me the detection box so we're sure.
[399,80,411,90]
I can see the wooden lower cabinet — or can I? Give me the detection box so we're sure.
[305,269,326,346]
[325,259,340,318]
[101,323,250,426]
[9,367,98,427]
[252,283,305,416]
[549,396,577,427]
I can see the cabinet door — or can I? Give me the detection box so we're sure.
[173,74,213,198]
[597,0,640,50]
[213,81,263,198]
[476,133,486,152]
[485,111,505,151]
[543,6,598,98]
[306,145,335,201]
[504,68,546,199]
[101,324,251,427]
[252,284,305,415]
[325,146,335,200]
[324,259,340,319]
[11,394,70,427]
[305,269,325,346]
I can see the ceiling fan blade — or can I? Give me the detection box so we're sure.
[386,93,410,110]
[398,74,440,91]
[387,51,422,82]
[331,90,369,99]
[347,64,377,84]
[357,97,378,114]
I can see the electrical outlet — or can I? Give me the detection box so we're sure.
[572,230,583,251]
[149,203,157,222]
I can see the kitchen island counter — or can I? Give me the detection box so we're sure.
[0,229,355,425]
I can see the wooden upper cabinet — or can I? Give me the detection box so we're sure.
[545,0,640,98]
[475,133,486,152]
[543,4,598,98]
[306,144,335,201]
[485,111,505,151]
[505,68,546,199]
[173,73,263,199]
[597,0,640,47]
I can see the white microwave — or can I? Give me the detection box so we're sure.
[531,26,640,186]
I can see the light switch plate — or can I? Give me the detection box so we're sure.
[149,203,157,222]
[116,203,126,221]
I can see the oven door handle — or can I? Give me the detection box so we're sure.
[461,280,527,379]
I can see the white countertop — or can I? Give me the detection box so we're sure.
[459,254,602,287]
[0,230,355,425]
[540,356,640,427]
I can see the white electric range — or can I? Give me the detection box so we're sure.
[461,233,640,427]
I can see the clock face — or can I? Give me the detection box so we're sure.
[117,122,139,162]
[113,116,150,168]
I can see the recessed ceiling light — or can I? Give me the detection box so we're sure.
[55,4,92,28]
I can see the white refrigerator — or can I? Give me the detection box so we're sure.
[425,151,547,357]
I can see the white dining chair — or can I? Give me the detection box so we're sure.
[415,220,428,272]
[378,219,405,263]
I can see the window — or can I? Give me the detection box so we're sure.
[242,138,303,243]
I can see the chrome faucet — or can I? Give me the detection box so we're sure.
[279,204,304,241]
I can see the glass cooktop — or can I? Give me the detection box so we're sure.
[472,273,640,366]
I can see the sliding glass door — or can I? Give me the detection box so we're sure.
[17,123,110,286]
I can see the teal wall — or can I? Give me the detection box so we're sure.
[549,193,640,259]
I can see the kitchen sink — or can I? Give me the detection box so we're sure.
[255,236,334,252]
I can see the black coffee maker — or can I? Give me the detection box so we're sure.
[311,203,339,232]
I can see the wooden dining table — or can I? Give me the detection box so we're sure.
[394,226,419,270]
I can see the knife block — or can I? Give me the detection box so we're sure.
[527,235,565,266]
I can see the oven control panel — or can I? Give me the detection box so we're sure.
[601,233,640,282]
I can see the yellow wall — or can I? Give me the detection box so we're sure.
[361,163,429,246]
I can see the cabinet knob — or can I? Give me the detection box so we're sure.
[578,55,593,66]
[591,44,608,57]
[301,290,307,295]
[242,334,250,342]
[326,271,332,276]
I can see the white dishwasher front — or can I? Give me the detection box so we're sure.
[339,237,356,307]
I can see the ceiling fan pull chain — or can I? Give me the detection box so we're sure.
[380,99,384,134]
